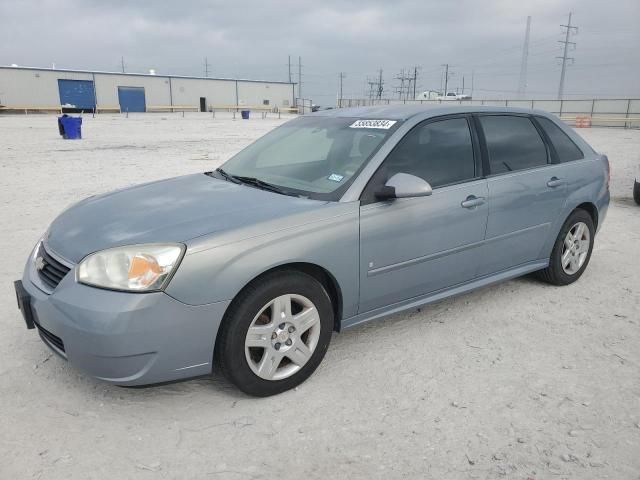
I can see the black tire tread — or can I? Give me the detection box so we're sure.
[535,208,595,286]
[214,269,333,397]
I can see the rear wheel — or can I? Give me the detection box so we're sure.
[535,209,595,286]
[215,270,333,397]
[634,179,640,205]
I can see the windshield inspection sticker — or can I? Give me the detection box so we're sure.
[349,119,397,129]
[327,173,344,182]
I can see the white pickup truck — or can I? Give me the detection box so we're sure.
[437,92,472,101]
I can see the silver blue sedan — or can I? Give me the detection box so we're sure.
[15,106,610,396]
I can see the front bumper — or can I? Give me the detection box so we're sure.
[19,257,230,386]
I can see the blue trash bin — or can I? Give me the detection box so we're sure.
[58,115,83,139]
[241,110,250,120]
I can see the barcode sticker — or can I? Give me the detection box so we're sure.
[349,119,397,129]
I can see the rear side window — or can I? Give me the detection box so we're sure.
[479,115,548,174]
[536,116,584,162]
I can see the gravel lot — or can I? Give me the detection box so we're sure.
[1,113,638,480]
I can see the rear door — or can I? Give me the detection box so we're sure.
[358,116,488,313]
[475,114,569,276]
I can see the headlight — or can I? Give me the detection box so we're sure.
[77,244,184,292]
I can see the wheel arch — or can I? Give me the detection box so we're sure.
[223,262,344,333]
[574,201,598,230]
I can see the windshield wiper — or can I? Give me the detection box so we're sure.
[207,167,241,184]
[232,176,299,197]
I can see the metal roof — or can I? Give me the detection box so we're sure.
[0,65,294,85]
[310,104,550,120]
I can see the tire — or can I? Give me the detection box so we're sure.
[535,209,595,286]
[215,270,334,397]
[634,180,640,206]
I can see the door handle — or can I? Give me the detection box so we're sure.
[461,195,486,209]
[547,177,565,188]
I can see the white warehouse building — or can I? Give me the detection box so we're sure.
[0,66,295,113]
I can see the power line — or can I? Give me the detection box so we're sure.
[557,12,578,99]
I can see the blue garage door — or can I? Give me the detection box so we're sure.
[118,86,146,112]
[58,79,96,111]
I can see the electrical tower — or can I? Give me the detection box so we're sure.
[394,69,407,100]
[366,77,378,101]
[376,69,384,100]
[395,68,418,101]
[557,12,577,100]
[518,16,531,98]
[204,57,211,77]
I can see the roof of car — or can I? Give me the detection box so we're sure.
[309,104,551,121]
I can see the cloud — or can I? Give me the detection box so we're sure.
[1,0,638,102]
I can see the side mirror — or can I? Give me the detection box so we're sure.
[374,173,433,200]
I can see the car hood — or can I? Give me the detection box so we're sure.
[46,174,328,263]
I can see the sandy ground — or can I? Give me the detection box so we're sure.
[0,113,638,480]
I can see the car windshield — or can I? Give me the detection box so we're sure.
[218,116,401,200]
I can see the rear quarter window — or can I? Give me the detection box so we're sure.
[536,116,584,162]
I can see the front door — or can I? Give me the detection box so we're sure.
[358,116,489,313]
[200,97,207,112]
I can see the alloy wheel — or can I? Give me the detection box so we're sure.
[244,294,321,381]
[561,221,591,275]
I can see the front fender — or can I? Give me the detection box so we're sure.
[165,202,360,319]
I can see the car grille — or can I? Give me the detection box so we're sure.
[36,243,71,290]
[34,319,66,352]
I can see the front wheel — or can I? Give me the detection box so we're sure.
[215,270,334,397]
[634,179,640,206]
[535,209,595,286]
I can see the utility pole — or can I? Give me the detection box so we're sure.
[412,66,418,100]
[557,12,577,100]
[204,57,210,78]
[288,55,291,83]
[121,56,125,73]
[298,56,302,103]
[471,69,475,98]
[338,72,346,107]
[518,16,532,98]
[441,64,450,95]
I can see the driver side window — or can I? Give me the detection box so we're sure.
[363,117,476,203]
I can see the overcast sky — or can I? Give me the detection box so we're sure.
[1,0,639,103]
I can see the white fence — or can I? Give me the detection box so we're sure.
[339,98,640,128]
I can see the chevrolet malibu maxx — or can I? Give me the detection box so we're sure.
[15,106,609,396]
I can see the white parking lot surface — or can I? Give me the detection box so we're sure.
[1,113,639,479]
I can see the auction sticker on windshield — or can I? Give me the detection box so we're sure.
[349,119,397,129]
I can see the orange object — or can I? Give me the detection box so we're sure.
[575,115,592,128]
